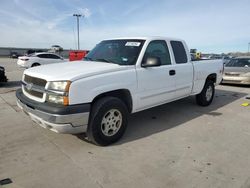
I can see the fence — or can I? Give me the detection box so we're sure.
[0,47,71,58]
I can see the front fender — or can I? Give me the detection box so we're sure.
[68,69,137,106]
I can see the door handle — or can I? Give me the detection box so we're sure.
[169,70,176,76]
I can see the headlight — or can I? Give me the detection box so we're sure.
[47,95,64,104]
[47,81,71,91]
[46,81,71,105]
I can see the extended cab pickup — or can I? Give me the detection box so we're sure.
[16,37,223,145]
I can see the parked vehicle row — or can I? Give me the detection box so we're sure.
[16,36,224,145]
[9,50,46,59]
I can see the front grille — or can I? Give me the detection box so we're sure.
[23,74,47,100]
[24,87,44,98]
[223,80,241,83]
[225,73,240,77]
[24,75,47,87]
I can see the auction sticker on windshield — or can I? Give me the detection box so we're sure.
[125,42,141,47]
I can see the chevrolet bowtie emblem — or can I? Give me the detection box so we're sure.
[26,83,33,91]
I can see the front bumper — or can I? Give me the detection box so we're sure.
[222,76,250,85]
[16,89,90,134]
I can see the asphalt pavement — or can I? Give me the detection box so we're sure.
[0,58,250,188]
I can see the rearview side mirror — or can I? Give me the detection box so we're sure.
[141,57,161,68]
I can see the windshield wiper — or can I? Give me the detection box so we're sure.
[94,58,115,64]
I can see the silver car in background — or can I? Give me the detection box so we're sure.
[222,57,250,85]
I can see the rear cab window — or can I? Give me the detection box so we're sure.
[170,41,188,64]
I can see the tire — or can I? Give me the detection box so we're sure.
[31,63,40,67]
[196,80,215,106]
[87,97,129,146]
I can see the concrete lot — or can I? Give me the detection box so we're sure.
[0,57,250,188]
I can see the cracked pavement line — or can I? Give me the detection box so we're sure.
[40,132,104,188]
[0,94,19,112]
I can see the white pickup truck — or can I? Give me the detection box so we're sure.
[16,37,223,145]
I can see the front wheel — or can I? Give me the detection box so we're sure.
[196,80,215,106]
[87,97,128,146]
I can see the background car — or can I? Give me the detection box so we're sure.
[9,52,21,58]
[50,45,63,52]
[222,57,250,85]
[17,52,65,68]
[0,66,7,82]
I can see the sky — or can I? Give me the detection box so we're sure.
[0,0,250,53]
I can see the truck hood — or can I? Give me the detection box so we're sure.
[24,61,132,81]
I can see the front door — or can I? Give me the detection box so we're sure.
[136,40,176,111]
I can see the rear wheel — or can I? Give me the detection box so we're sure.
[196,80,215,106]
[31,63,40,67]
[87,97,128,146]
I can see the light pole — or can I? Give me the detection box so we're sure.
[73,14,83,50]
[248,42,250,54]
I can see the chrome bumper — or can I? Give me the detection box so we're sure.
[222,76,250,85]
[17,99,89,134]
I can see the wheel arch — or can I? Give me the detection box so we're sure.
[92,89,133,113]
[31,62,40,67]
[206,73,217,83]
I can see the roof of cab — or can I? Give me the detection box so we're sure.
[104,36,184,42]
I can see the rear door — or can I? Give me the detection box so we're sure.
[170,41,193,98]
[46,54,63,63]
[36,54,47,65]
[136,40,176,111]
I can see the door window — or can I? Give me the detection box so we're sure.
[46,54,61,59]
[37,54,47,58]
[143,40,171,65]
[37,54,60,59]
[226,59,250,67]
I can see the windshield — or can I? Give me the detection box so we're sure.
[84,39,145,65]
[226,58,250,67]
